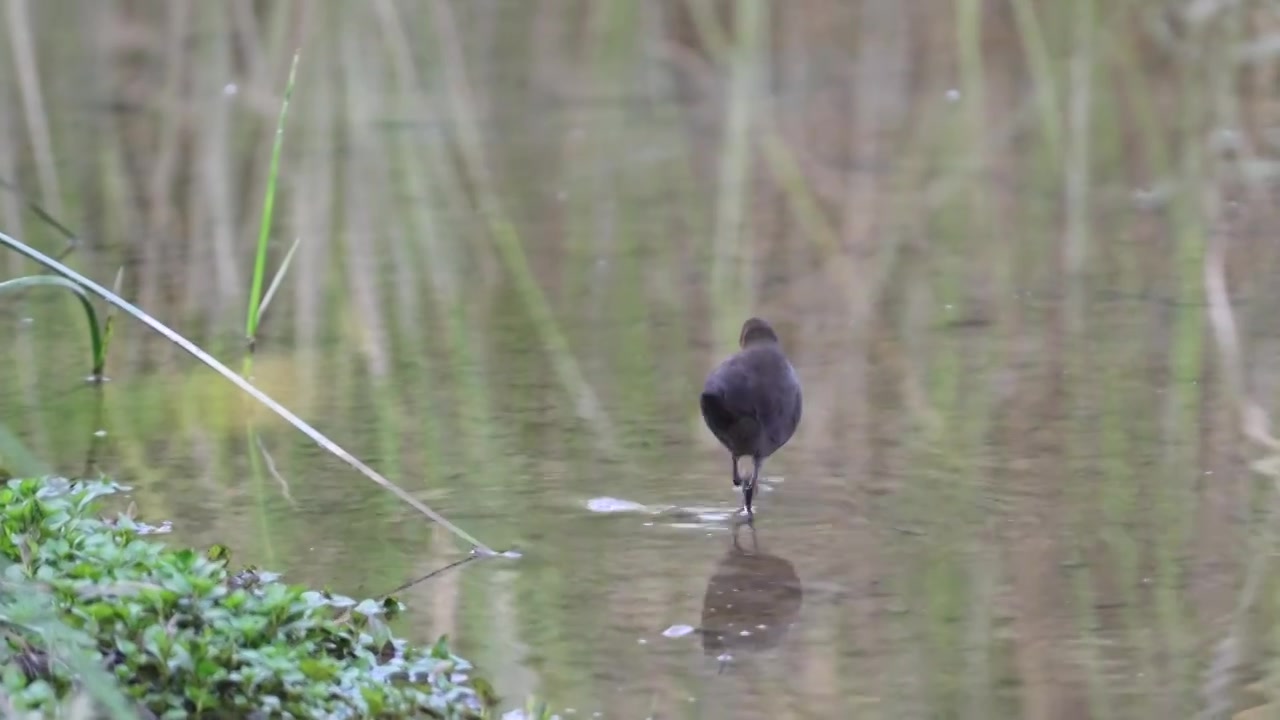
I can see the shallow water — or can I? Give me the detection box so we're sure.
[4,3,1280,719]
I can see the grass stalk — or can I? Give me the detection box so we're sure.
[4,0,62,213]
[0,275,106,380]
[245,50,301,351]
[0,229,500,556]
[0,178,80,259]
[99,267,124,377]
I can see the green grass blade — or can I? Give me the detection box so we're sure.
[0,230,499,556]
[0,177,81,259]
[0,275,105,379]
[245,50,301,349]
[99,266,125,374]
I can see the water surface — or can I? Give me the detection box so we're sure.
[3,3,1280,719]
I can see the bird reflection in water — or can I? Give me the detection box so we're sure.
[699,523,803,672]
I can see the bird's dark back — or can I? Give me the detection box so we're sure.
[701,344,801,457]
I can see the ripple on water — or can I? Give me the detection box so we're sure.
[584,497,747,532]
[584,496,654,514]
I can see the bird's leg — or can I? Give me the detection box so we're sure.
[731,518,759,552]
[731,455,742,487]
[742,456,761,516]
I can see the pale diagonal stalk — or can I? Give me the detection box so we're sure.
[254,433,297,506]
[245,423,279,568]
[0,275,105,379]
[255,235,302,323]
[0,230,499,556]
[245,50,301,349]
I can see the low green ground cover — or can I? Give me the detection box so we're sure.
[0,476,497,719]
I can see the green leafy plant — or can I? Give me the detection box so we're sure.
[0,477,499,718]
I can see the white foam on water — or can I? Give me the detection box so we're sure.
[585,497,649,514]
[662,624,696,638]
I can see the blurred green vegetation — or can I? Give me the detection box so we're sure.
[2,0,1280,717]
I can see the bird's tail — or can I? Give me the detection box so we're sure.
[699,391,743,487]
[699,390,732,433]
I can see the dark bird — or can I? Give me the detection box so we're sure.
[699,317,802,516]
